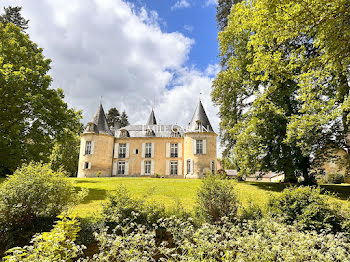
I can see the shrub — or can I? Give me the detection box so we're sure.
[102,185,166,230]
[4,216,85,262]
[327,172,344,184]
[0,162,86,254]
[83,217,350,261]
[195,174,238,223]
[268,186,342,232]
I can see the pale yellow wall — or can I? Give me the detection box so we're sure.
[114,137,184,177]
[322,149,346,175]
[184,132,217,178]
[77,133,114,178]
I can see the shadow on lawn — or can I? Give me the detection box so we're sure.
[320,184,350,200]
[244,182,288,193]
[75,187,108,204]
[74,180,99,184]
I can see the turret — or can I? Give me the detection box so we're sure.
[77,103,115,178]
[184,100,217,178]
[146,109,157,125]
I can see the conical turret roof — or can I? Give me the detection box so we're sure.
[84,103,113,135]
[146,109,157,125]
[188,100,214,132]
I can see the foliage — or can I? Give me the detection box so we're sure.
[4,216,85,262]
[50,134,81,177]
[0,6,28,32]
[102,185,166,230]
[327,172,345,184]
[212,0,350,184]
[268,186,343,232]
[0,23,82,176]
[82,216,350,261]
[0,162,87,254]
[0,162,81,227]
[106,107,129,128]
[196,174,238,223]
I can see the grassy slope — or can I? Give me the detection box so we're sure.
[72,177,350,217]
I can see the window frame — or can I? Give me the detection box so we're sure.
[119,143,127,158]
[145,143,152,158]
[144,160,152,174]
[118,161,126,175]
[170,143,178,158]
[170,161,178,176]
[85,141,92,155]
[196,140,203,154]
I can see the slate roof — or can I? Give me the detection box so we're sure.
[146,109,157,125]
[115,124,184,138]
[84,103,113,135]
[188,100,214,132]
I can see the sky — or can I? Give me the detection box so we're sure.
[1,0,222,152]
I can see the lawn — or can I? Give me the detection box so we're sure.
[72,177,350,217]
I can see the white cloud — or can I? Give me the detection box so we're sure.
[171,0,191,10]
[1,0,222,155]
[205,0,218,6]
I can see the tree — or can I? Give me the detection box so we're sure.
[0,6,29,32]
[106,107,120,128]
[216,0,242,31]
[212,0,350,183]
[120,110,129,127]
[0,24,82,175]
[50,134,81,177]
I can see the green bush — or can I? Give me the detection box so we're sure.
[82,217,350,261]
[268,186,342,232]
[102,185,166,230]
[4,216,85,262]
[0,162,85,254]
[327,173,344,184]
[195,174,238,223]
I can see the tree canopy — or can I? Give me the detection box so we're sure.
[106,108,129,128]
[0,6,29,32]
[0,23,82,175]
[212,0,350,183]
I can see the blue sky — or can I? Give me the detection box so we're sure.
[130,0,219,71]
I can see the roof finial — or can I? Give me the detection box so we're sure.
[100,96,103,105]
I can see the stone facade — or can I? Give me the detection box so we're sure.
[77,101,217,178]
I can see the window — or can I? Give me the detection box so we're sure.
[145,143,152,158]
[145,160,151,174]
[171,143,178,158]
[85,141,92,155]
[120,130,129,138]
[196,140,203,154]
[187,160,191,174]
[118,161,125,175]
[170,161,178,175]
[330,159,336,168]
[84,162,90,169]
[196,121,202,131]
[171,129,181,137]
[146,129,155,137]
[119,143,126,158]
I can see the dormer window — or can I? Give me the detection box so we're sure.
[87,123,96,132]
[196,121,202,131]
[171,128,181,137]
[146,129,156,137]
[120,130,130,138]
